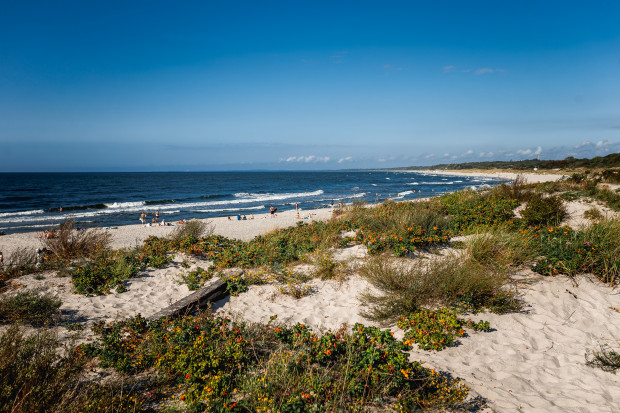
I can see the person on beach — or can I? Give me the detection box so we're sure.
[0,251,3,267]
[59,207,62,213]
[270,206,277,217]
[155,210,160,222]
[295,202,298,211]
[140,212,146,225]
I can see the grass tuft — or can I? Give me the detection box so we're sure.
[586,344,620,373]
[0,291,62,326]
[359,254,517,323]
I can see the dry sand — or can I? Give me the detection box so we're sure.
[2,170,620,412]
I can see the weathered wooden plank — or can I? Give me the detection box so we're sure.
[147,279,228,320]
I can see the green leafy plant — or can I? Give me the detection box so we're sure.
[397,308,491,351]
[521,194,567,226]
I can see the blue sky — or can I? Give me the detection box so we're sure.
[1,1,619,171]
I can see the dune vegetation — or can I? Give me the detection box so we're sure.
[0,172,619,411]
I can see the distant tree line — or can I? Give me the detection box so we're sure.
[401,152,620,171]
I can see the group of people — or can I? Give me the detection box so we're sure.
[140,210,165,226]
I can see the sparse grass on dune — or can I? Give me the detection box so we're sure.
[586,344,620,373]
[0,325,89,413]
[0,291,62,326]
[359,253,517,324]
[43,219,111,263]
[168,219,213,242]
[466,229,537,272]
[0,248,38,291]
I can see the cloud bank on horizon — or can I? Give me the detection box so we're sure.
[0,1,619,172]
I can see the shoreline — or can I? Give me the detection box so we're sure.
[401,169,567,183]
[0,169,567,257]
[0,207,335,257]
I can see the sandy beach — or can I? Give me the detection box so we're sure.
[1,170,620,412]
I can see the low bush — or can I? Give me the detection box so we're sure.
[71,250,146,295]
[85,313,470,411]
[181,266,213,291]
[440,190,519,233]
[529,221,620,283]
[0,291,61,326]
[521,194,567,226]
[42,219,111,262]
[169,219,212,242]
[397,308,490,351]
[600,169,620,184]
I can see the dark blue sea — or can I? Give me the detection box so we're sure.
[0,171,505,234]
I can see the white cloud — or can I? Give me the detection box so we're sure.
[338,156,353,164]
[475,68,495,75]
[575,141,593,148]
[424,153,435,159]
[533,146,542,156]
[443,153,450,157]
[463,149,474,156]
[281,155,330,163]
[443,65,456,73]
[517,148,532,155]
[596,140,612,148]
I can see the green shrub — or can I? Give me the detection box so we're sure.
[181,266,213,291]
[0,291,62,326]
[521,194,567,226]
[529,220,620,283]
[397,308,490,351]
[440,190,519,233]
[71,251,146,295]
[86,314,470,411]
[601,169,620,184]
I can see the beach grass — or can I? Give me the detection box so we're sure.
[0,291,61,326]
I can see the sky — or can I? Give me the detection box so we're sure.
[1,0,619,172]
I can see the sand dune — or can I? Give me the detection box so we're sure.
[2,171,619,411]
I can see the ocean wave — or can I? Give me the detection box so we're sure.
[194,205,266,213]
[398,190,414,197]
[0,209,45,218]
[145,199,177,205]
[105,201,147,209]
[406,182,420,185]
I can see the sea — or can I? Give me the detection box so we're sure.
[0,171,506,234]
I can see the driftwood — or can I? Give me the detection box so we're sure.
[147,279,229,321]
